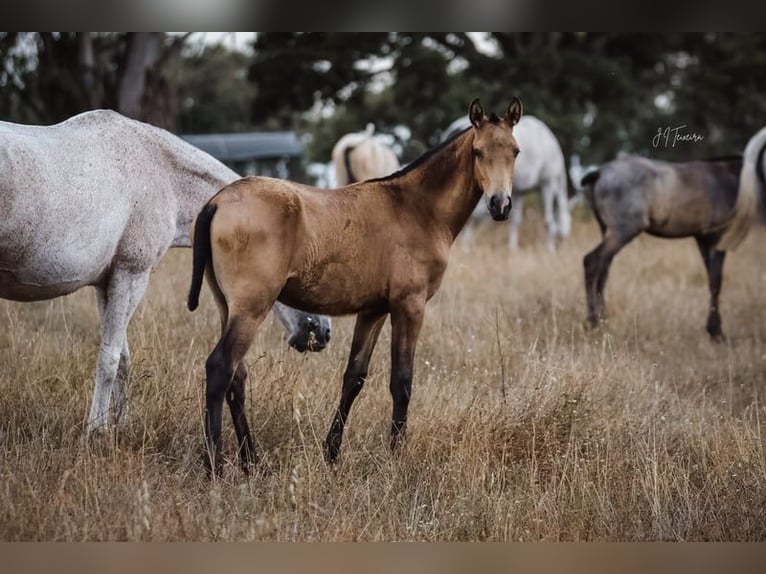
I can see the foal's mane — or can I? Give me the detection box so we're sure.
[366,127,471,184]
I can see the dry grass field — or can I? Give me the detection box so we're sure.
[1,207,765,541]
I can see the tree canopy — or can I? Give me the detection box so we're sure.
[2,32,765,170]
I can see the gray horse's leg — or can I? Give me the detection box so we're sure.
[695,235,727,342]
[509,195,524,251]
[87,268,151,432]
[458,221,476,250]
[112,346,132,424]
[584,231,636,327]
[542,183,558,251]
[553,176,572,244]
[95,288,132,426]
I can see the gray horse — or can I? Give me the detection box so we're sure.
[0,110,331,432]
[581,148,761,340]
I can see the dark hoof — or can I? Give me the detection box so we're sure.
[237,442,258,475]
[389,422,407,452]
[324,437,341,465]
[202,449,223,478]
[709,332,726,344]
[239,454,257,476]
[584,317,601,330]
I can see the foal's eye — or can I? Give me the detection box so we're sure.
[473,149,484,160]
[513,149,520,158]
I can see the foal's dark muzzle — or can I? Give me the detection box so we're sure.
[488,194,512,221]
[288,315,332,353]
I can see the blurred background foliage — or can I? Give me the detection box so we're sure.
[1,32,765,169]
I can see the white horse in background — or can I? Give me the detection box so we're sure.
[0,110,332,432]
[331,123,400,186]
[443,115,571,250]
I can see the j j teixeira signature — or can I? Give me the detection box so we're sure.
[653,125,705,148]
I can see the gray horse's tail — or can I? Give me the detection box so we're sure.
[343,146,358,184]
[580,170,606,234]
[716,137,766,251]
[563,156,577,199]
[580,169,600,188]
[188,203,218,311]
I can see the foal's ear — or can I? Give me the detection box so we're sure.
[469,98,485,128]
[505,97,523,126]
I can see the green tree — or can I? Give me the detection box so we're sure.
[168,41,256,134]
[246,33,766,166]
[0,32,190,130]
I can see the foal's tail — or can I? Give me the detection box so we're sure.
[188,203,218,311]
[716,136,766,251]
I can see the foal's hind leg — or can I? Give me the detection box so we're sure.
[206,282,258,473]
[207,277,258,473]
[204,310,266,475]
[324,311,387,463]
[87,268,151,433]
[695,235,727,342]
[583,231,635,327]
[226,363,256,472]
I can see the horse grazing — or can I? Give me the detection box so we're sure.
[0,110,331,432]
[443,114,571,250]
[331,123,400,185]
[188,98,523,474]
[581,149,760,341]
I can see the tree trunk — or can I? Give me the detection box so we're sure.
[77,32,99,108]
[117,33,162,120]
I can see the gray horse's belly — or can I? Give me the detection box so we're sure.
[647,202,719,238]
[0,240,112,301]
[0,268,94,301]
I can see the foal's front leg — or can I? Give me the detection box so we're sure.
[324,311,387,463]
[389,295,426,451]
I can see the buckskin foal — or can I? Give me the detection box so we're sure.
[188,98,523,474]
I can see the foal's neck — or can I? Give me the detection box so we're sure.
[397,130,482,242]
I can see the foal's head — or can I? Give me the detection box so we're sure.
[468,98,523,221]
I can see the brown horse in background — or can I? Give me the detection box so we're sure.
[331,123,400,185]
[581,150,760,341]
[188,98,523,474]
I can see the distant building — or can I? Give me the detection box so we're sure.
[182,131,305,180]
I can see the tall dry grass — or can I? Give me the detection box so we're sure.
[1,208,765,541]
